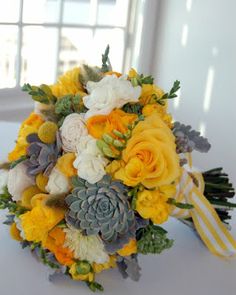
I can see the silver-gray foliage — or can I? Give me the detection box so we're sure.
[24,133,62,176]
[173,122,211,153]
[66,175,136,246]
[117,255,141,282]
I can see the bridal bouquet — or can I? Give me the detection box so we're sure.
[0,47,235,292]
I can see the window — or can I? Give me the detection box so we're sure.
[0,0,142,91]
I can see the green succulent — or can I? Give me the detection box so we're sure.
[65,175,136,243]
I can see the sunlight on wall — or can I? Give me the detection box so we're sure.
[181,24,189,47]
[186,0,193,12]
[173,89,181,109]
[203,66,215,113]
[199,121,206,136]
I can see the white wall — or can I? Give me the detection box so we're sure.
[150,0,236,184]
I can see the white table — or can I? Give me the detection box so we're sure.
[0,121,236,295]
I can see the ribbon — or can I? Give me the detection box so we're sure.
[171,168,236,257]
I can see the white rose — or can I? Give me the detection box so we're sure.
[46,168,70,195]
[83,75,141,119]
[0,169,9,194]
[60,113,88,152]
[76,135,101,156]
[73,153,107,184]
[7,163,35,201]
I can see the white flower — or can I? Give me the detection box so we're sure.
[7,163,35,201]
[64,226,109,264]
[14,217,25,240]
[46,168,70,195]
[74,135,108,184]
[83,75,141,119]
[0,169,9,194]
[74,154,107,184]
[60,113,88,152]
[76,134,100,156]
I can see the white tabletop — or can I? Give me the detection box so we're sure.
[0,121,236,295]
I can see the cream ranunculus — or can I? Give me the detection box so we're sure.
[64,226,109,264]
[60,113,88,152]
[74,153,107,184]
[45,168,70,195]
[74,135,108,184]
[83,75,141,119]
[7,162,35,201]
[0,169,9,194]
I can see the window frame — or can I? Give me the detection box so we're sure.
[0,0,158,104]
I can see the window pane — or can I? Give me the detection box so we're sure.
[23,0,60,23]
[92,28,125,72]
[0,26,18,89]
[59,28,93,75]
[97,0,129,26]
[21,26,58,85]
[0,0,20,23]
[63,0,90,25]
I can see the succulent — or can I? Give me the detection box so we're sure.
[173,122,211,153]
[24,133,62,177]
[66,175,136,248]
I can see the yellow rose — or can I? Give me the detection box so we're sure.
[113,114,180,188]
[142,104,173,128]
[139,84,165,105]
[136,187,175,224]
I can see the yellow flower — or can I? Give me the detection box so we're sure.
[21,185,42,209]
[128,68,138,78]
[20,194,65,243]
[69,263,94,282]
[38,121,58,144]
[117,239,137,256]
[35,173,49,193]
[50,67,86,98]
[42,227,74,266]
[8,113,44,161]
[113,113,180,188]
[56,153,77,177]
[139,84,165,105]
[10,223,23,242]
[86,109,137,139]
[142,104,173,128]
[93,256,117,273]
[136,186,175,224]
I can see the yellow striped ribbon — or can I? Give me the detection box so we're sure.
[171,168,236,257]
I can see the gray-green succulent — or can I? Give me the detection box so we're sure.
[65,175,136,245]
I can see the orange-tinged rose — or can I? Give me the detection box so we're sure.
[142,104,173,128]
[86,109,137,139]
[56,153,77,177]
[113,114,180,188]
[43,227,74,266]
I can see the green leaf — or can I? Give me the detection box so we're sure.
[156,80,180,105]
[167,198,194,209]
[137,224,174,255]
[86,281,104,292]
[55,95,73,116]
[101,44,111,73]
[22,83,57,105]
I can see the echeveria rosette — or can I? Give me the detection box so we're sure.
[65,175,136,252]
[24,133,62,177]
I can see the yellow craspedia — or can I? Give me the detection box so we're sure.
[36,173,49,193]
[21,185,42,209]
[10,223,22,241]
[136,188,173,224]
[69,263,94,282]
[56,153,77,177]
[38,121,58,144]
[117,239,137,257]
